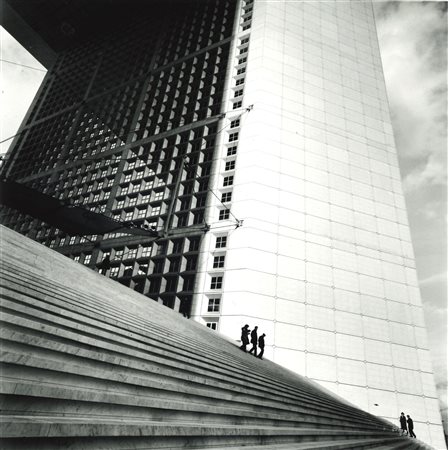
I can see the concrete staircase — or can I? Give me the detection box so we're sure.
[0,226,432,449]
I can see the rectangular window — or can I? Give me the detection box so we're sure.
[223,176,234,187]
[233,101,242,110]
[216,236,227,248]
[110,266,119,277]
[227,146,237,156]
[230,119,240,128]
[240,37,250,45]
[137,208,146,218]
[124,211,133,221]
[141,245,152,257]
[150,206,161,216]
[144,180,154,190]
[206,322,217,330]
[237,67,246,75]
[126,248,137,259]
[84,254,91,265]
[213,255,225,268]
[129,197,137,206]
[239,47,248,54]
[219,209,230,220]
[207,298,221,312]
[225,161,235,171]
[235,78,245,86]
[234,89,243,98]
[210,276,223,289]
[228,132,239,142]
[154,191,164,201]
[221,192,232,203]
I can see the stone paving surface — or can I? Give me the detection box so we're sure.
[0,225,432,449]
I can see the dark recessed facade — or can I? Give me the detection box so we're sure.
[1,0,240,316]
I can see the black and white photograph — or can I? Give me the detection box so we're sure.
[0,0,446,448]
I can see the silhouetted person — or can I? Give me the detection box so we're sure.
[249,326,258,356]
[407,415,416,438]
[98,254,110,275]
[399,412,408,435]
[179,298,190,318]
[240,325,250,352]
[257,333,266,360]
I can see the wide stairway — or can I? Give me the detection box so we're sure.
[0,226,432,449]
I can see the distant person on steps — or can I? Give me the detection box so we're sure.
[257,333,266,360]
[240,324,250,352]
[407,415,416,438]
[249,326,258,356]
[399,412,408,435]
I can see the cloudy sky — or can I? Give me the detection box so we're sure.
[1,0,447,424]
[372,0,447,427]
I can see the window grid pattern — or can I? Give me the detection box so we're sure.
[0,0,237,318]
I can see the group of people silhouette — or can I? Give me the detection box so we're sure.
[239,324,265,359]
[399,412,416,438]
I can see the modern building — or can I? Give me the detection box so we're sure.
[1,0,445,448]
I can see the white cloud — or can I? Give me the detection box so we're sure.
[375,2,448,422]
[403,153,447,192]
[420,271,448,286]
[374,2,447,193]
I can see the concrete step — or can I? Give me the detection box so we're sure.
[1,226,422,449]
[0,418,401,447]
[0,283,388,431]
[1,264,364,415]
[186,437,412,449]
[0,337,388,433]
[0,296,389,433]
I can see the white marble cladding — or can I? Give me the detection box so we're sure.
[192,1,445,448]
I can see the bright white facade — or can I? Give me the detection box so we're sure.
[191,1,446,448]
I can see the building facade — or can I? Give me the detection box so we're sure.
[1,0,445,447]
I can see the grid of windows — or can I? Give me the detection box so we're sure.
[225,161,235,171]
[216,236,227,248]
[213,255,225,268]
[219,209,230,220]
[210,276,223,289]
[0,0,237,319]
[207,297,221,312]
[221,192,232,203]
[223,176,233,187]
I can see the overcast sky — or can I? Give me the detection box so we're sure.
[1,0,447,426]
[372,0,447,428]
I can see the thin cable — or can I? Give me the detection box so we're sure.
[3,104,250,162]
[3,108,251,236]
[0,59,47,73]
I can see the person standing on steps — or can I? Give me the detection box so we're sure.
[240,324,250,352]
[399,412,408,435]
[249,326,258,356]
[407,415,416,438]
[257,333,266,360]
